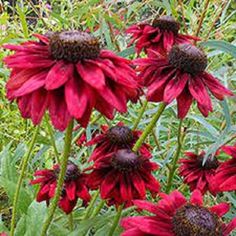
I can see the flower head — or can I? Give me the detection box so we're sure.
[135,44,233,118]
[31,162,90,214]
[121,190,236,236]
[214,145,236,193]
[86,148,160,206]
[4,31,139,131]
[126,15,199,55]
[179,151,220,195]
[86,122,151,162]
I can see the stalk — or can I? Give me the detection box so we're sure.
[10,125,40,236]
[40,121,74,236]
[108,205,123,236]
[132,100,148,130]
[132,103,166,152]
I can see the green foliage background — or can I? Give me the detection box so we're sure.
[0,0,236,235]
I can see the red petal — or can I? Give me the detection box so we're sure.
[190,190,203,206]
[45,61,73,90]
[210,203,229,217]
[177,88,193,119]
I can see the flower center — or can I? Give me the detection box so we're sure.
[107,126,134,146]
[197,155,219,170]
[168,44,208,75]
[64,162,80,182]
[49,30,100,62]
[111,149,140,172]
[152,16,180,35]
[172,204,222,236]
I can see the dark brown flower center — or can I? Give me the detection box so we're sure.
[168,44,207,75]
[111,149,140,172]
[64,162,80,182]
[173,204,222,236]
[49,30,100,62]
[152,16,180,35]
[197,155,219,170]
[107,126,134,146]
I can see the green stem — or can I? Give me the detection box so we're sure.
[166,120,184,193]
[40,121,74,236]
[45,117,60,163]
[91,200,105,218]
[132,100,148,130]
[68,213,73,231]
[10,125,40,236]
[83,191,99,220]
[108,205,123,236]
[132,103,166,152]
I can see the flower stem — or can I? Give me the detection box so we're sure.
[132,103,166,152]
[91,200,105,218]
[40,120,74,236]
[195,0,210,38]
[83,190,99,220]
[68,213,73,231]
[10,125,40,236]
[108,205,123,236]
[166,120,185,193]
[132,100,148,130]
[45,117,60,163]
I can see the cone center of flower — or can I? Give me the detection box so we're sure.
[65,162,80,182]
[49,30,100,62]
[172,204,222,236]
[152,15,180,35]
[198,155,219,170]
[107,126,134,146]
[111,149,140,171]
[168,44,208,75]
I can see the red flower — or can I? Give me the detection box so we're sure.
[179,151,220,195]
[31,162,90,214]
[214,145,236,193]
[135,44,233,118]
[3,31,139,131]
[121,190,236,236]
[126,15,199,55]
[87,122,151,162]
[0,233,8,236]
[86,149,160,206]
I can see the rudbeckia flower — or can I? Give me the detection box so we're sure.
[135,44,233,118]
[3,31,139,131]
[86,149,160,206]
[31,162,90,214]
[179,151,220,195]
[86,122,151,162]
[126,15,199,55]
[121,190,236,236]
[214,145,236,193]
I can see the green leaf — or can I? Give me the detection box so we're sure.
[200,40,236,58]
[118,47,135,57]
[0,177,32,214]
[16,5,29,38]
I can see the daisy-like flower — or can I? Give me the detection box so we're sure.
[31,162,90,214]
[86,148,160,206]
[86,122,151,162]
[214,145,236,193]
[179,151,220,195]
[126,15,199,55]
[121,189,236,236]
[3,31,139,131]
[135,44,233,118]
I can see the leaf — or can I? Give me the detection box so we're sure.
[188,115,219,138]
[220,100,231,130]
[0,177,32,214]
[200,40,236,58]
[16,5,29,38]
[15,215,26,236]
[25,201,47,236]
[118,47,135,57]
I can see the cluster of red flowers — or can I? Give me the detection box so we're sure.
[3,12,236,236]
